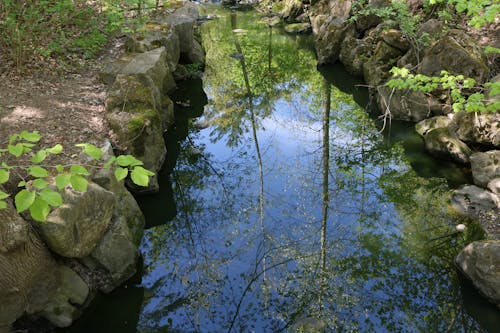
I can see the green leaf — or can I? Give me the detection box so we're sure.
[29,166,49,178]
[18,180,26,187]
[19,130,41,142]
[55,165,64,172]
[70,175,88,192]
[0,190,9,200]
[0,169,9,184]
[8,143,24,157]
[55,173,71,190]
[116,155,143,167]
[103,156,116,168]
[15,189,36,213]
[76,143,103,160]
[46,144,63,154]
[0,201,6,209]
[130,166,154,187]
[70,165,90,176]
[39,189,63,207]
[31,150,47,163]
[29,197,50,222]
[114,167,128,181]
[32,179,49,190]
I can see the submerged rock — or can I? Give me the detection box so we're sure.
[456,241,500,309]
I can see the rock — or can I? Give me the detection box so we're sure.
[34,182,116,258]
[456,241,500,309]
[90,216,139,292]
[419,29,489,83]
[416,19,445,41]
[423,128,472,164]
[377,86,437,121]
[452,185,500,214]
[488,178,500,195]
[470,151,500,188]
[451,112,500,148]
[106,73,162,111]
[186,39,205,65]
[415,116,452,136]
[161,2,199,55]
[363,41,403,86]
[40,266,89,327]
[381,29,410,52]
[339,35,371,77]
[311,0,353,64]
[99,54,136,86]
[315,19,354,64]
[284,22,312,34]
[355,14,382,33]
[282,0,305,23]
[0,197,88,329]
[126,23,181,71]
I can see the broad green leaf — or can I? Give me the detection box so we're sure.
[32,179,49,190]
[29,166,49,178]
[15,189,36,213]
[77,143,103,160]
[46,144,63,154]
[116,155,143,167]
[0,201,6,209]
[29,197,50,222]
[70,165,90,176]
[130,166,154,187]
[31,150,47,163]
[39,189,63,207]
[0,190,9,200]
[55,165,64,172]
[114,167,128,181]
[0,169,9,184]
[8,143,24,157]
[70,175,88,192]
[55,173,71,190]
[103,156,116,168]
[18,180,26,187]
[20,130,41,142]
[8,133,18,145]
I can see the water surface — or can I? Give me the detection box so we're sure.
[62,6,499,333]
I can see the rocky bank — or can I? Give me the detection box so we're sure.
[0,2,204,331]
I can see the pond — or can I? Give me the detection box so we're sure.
[61,5,500,333]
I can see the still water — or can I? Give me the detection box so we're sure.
[62,6,500,333]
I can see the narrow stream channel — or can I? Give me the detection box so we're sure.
[60,5,500,333]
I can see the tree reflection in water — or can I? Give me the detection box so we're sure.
[137,6,497,333]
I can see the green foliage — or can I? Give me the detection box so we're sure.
[0,0,170,71]
[427,0,499,28]
[0,131,154,222]
[387,67,500,113]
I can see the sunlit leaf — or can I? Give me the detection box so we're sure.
[32,178,49,190]
[15,189,36,213]
[70,175,88,192]
[39,189,63,207]
[20,130,41,142]
[29,166,49,178]
[114,167,128,181]
[70,165,90,176]
[8,143,24,157]
[116,155,143,167]
[130,166,154,187]
[46,144,63,154]
[29,197,50,222]
[55,173,71,190]
[0,169,9,184]
[31,150,47,163]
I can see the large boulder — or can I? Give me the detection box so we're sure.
[311,0,353,64]
[0,197,89,330]
[363,41,403,87]
[415,116,452,136]
[281,0,305,23]
[161,1,199,55]
[470,151,500,188]
[339,35,372,77]
[422,128,472,164]
[419,29,489,83]
[377,86,439,121]
[381,29,410,52]
[34,182,116,258]
[451,112,500,148]
[456,241,500,309]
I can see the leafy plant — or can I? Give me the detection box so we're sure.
[0,131,154,221]
[387,67,500,113]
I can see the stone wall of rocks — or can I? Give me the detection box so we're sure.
[0,2,204,332]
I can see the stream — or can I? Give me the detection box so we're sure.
[61,5,500,333]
